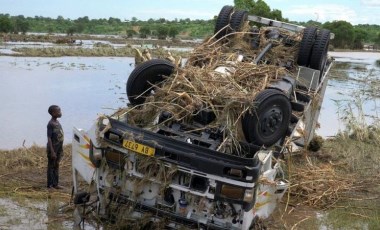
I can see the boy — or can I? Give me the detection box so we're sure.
[47,105,64,189]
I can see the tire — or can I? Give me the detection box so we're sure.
[127,59,175,105]
[291,101,305,112]
[242,89,291,146]
[214,5,234,39]
[310,29,331,72]
[297,27,317,66]
[74,191,90,204]
[230,10,248,32]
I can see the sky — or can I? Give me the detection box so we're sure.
[1,0,380,25]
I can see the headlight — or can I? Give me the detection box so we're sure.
[243,189,255,203]
[219,184,256,203]
[220,184,245,200]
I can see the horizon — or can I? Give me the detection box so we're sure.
[1,0,380,25]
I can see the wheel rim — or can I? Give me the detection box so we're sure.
[259,106,283,137]
[242,89,291,146]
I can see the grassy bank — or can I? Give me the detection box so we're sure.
[0,145,74,229]
[1,33,200,47]
[269,90,380,229]
[0,145,72,199]
[9,46,190,58]
[271,131,380,229]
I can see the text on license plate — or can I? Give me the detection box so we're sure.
[122,140,155,156]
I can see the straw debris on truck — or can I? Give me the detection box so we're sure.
[71,5,333,229]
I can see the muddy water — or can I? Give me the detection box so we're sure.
[318,51,380,137]
[0,52,379,229]
[0,52,379,149]
[0,198,100,230]
[0,56,129,149]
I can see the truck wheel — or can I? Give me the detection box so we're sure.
[297,26,317,66]
[214,5,234,39]
[74,191,90,204]
[242,89,291,146]
[229,10,248,32]
[127,59,175,105]
[310,29,331,74]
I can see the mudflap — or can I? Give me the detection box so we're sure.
[253,151,289,219]
[72,127,98,193]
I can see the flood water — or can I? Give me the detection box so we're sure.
[0,52,379,149]
[0,56,128,150]
[318,51,380,137]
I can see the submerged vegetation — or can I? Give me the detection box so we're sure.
[10,46,189,58]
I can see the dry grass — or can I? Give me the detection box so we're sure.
[286,153,355,209]
[0,145,74,229]
[0,145,72,199]
[122,26,301,154]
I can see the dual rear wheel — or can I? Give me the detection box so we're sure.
[214,5,248,39]
[297,27,331,75]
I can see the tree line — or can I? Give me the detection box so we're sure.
[1,0,380,49]
[0,13,214,39]
[234,0,380,49]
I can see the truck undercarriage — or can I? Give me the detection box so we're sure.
[71,5,333,229]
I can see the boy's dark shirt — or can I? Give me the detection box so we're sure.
[47,120,64,154]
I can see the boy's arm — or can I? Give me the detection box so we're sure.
[47,137,57,159]
[47,123,57,159]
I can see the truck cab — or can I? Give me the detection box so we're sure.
[71,6,333,229]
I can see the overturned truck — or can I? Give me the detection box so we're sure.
[71,6,334,229]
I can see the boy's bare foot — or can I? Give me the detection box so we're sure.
[54,185,64,189]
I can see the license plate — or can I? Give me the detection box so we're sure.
[122,140,155,156]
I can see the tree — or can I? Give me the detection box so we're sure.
[156,25,169,39]
[9,15,30,34]
[131,17,138,26]
[234,0,254,11]
[57,16,65,23]
[66,26,76,36]
[352,28,368,49]
[126,29,137,38]
[158,18,166,23]
[108,17,121,25]
[270,9,282,20]
[303,20,322,28]
[234,0,283,20]
[76,16,89,24]
[375,33,380,46]
[253,0,271,18]
[323,21,354,48]
[74,22,85,34]
[139,25,150,38]
[0,15,12,33]
[168,26,179,38]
